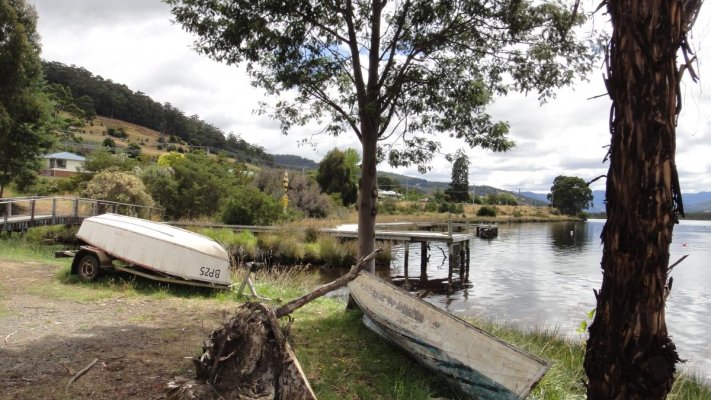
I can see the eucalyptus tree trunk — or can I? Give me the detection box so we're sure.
[583,1,694,398]
[358,121,379,273]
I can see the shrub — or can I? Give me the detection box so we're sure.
[103,138,116,148]
[126,143,142,158]
[82,171,155,210]
[221,186,282,225]
[106,126,128,139]
[26,225,79,245]
[476,206,497,217]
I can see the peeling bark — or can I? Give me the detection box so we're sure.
[583,1,700,399]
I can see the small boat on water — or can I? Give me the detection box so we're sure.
[348,272,549,399]
[74,213,231,286]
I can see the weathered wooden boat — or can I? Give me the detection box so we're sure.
[71,213,231,287]
[348,272,549,399]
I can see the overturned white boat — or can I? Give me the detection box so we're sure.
[70,213,231,287]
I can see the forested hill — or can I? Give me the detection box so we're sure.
[42,61,272,164]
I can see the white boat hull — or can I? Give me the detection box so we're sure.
[348,272,549,399]
[77,214,231,286]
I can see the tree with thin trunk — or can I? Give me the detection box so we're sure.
[584,1,703,398]
[165,0,596,271]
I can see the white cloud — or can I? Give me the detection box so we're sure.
[28,0,711,193]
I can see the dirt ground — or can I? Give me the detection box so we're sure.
[0,260,233,399]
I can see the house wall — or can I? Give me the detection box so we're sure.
[43,158,84,177]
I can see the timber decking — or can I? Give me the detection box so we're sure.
[0,196,163,232]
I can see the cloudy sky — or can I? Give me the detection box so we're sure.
[28,0,711,193]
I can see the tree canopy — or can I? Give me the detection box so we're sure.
[166,0,596,268]
[316,148,359,206]
[0,0,53,197]
[547,175,593,216]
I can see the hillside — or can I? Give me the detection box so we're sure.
[44,61,272,164]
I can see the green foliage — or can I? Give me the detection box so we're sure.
[126,142,142,158]
[377,175,402,192]
[197,228,259,261]
[316,148,359,206]
[477,206,498,217]
[221,185,282,225]
[445,153,471,203]
[82,170,155,208]
[156,151,185,167]
[164,152,235,219]
[102,137,116,148]
[106,126,128,139]
[547,175,593,216]
[165,0,594,171]
[0,0,54,197]
[484,192,518,206]
[25,225,79,245]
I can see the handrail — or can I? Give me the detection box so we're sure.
[0,196,161,211]
[1,196,164,231]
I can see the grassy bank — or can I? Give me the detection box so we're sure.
[1,235,708,399]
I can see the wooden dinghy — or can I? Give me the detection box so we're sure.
[348,272,549,399]
[76,213,231,286]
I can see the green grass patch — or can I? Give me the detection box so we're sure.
[476,321,711,399]
[0,233,69,265]
[289,300,455,400]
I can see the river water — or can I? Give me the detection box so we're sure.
[377,219,711,381]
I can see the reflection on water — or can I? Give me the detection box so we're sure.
[374,220,710,381]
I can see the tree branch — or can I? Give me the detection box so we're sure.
[275,249,382,318]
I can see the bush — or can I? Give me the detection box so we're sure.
[82,171,155,209]
[126,143,142,158]
[476,206,497,217]
[106,126,128,139]
[25,225,79,245]
[103,138,116,148]
[221,186,282,225]
[198,228,259,261]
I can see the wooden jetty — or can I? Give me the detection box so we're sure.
[322,224,473,291]
[0,196,162,233]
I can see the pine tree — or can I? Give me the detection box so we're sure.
[445,155,471,203]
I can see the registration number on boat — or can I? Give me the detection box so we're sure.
[199,267,221,279]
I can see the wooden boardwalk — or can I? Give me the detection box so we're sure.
[0,196,162,233]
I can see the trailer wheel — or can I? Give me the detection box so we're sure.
[77,253,101,281]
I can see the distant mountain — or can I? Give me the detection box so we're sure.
[272,154,318,170]
[520,191,550,205]
[682,192,711,212]
[582,190,711,214]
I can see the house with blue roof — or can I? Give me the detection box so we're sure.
[42,152,86,177]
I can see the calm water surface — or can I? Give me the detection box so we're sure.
[382,219,711,380]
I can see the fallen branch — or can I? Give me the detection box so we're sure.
[667,254,689,274]
[276,248,382,318]
[65,358,98,394]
